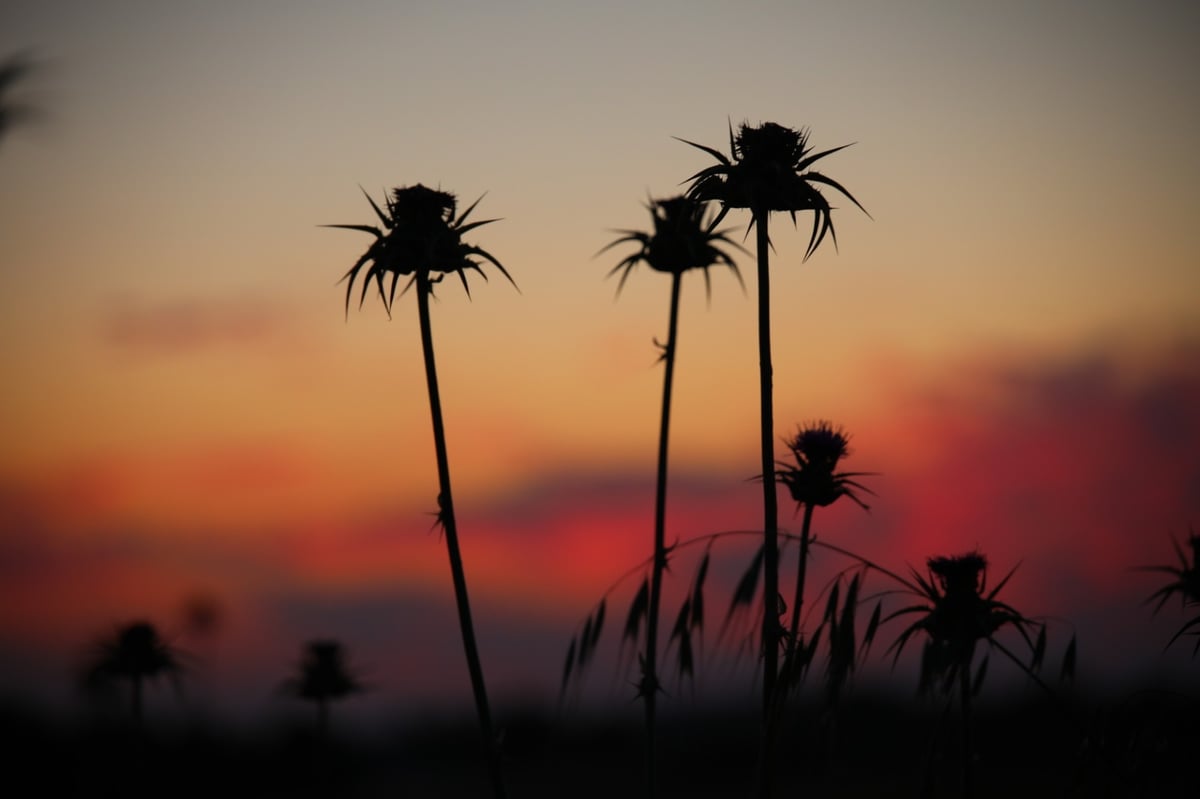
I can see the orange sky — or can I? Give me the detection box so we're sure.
[1,1,1198,721]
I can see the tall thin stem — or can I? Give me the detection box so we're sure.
[416,272,506,799]
[644,272,683,799]
[756,213,780,710]
[755,212,780,799]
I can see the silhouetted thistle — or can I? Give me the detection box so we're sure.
[328,183,514,799]
[600,195,744,298]
[1142,527,1200,655]
[595,195,741,797]
[84,621,184,726]
[775,422,873,701]
[329,184,514,315]
[680,122,867,729]
[680,121,867,258]
[283,640,364,738]
[886,552,1048,799]
[778,422,871,512]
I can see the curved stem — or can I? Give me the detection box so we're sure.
[755,212,780,796]
[416,273,506,799]
[643,272,683,799]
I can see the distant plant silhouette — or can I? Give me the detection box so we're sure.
[679,122,868,726]
[0,51,39,145]
[775,422,873,702]
[83,621,184,726]
[283,640,364,739]
[591,195,742,796]
[329,183,514,799]
[1141,527,1200,655]
[878,552,1066,799]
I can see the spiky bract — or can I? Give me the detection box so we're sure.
[328,183,514,314]
[1143,528,1200,655]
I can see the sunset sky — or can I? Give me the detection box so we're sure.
[2,1,1198,725]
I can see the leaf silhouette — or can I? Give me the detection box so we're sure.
[624,578,650,645]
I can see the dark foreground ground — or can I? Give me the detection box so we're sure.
[2,689,1196,798]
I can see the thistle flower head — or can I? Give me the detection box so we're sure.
[678,120,868,260]
[777,420,871,510]
[888,552,1040,696]
[734,121,812,168]
[599,195,743,297]
[928,552,989,599]
[327,183,515,316]
[788,420,852,472]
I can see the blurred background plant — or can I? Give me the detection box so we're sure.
[81,620,186,728]
[0,50,42,146]
[281,639,365,740]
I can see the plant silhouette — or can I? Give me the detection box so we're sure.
[282,640,364,739]
[679,121,868,726]
[775,422,873,702]
[1141,527,1200,655]
[594,194,742,796]
[83,621,184,727]
[880,552,1058,799]
[0,51,39,146]
[329,183,514,799]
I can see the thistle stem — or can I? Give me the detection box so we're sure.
[784,503,816,680]
[755,212,781,799]
[756,213,780,711]
[644,272,683,799]
[416,273,506,799]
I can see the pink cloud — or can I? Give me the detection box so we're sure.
[101,295,294,355]
[2,335,1197,717]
